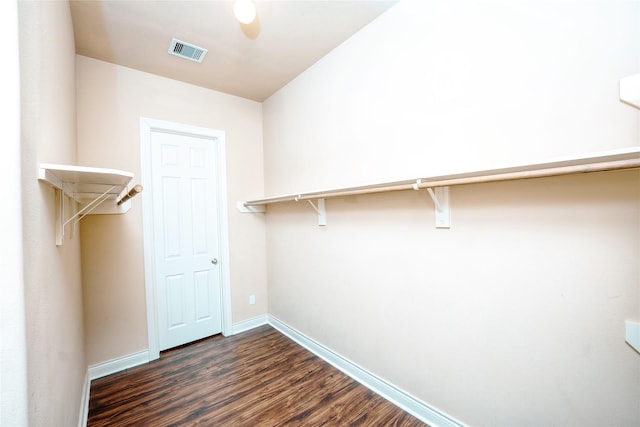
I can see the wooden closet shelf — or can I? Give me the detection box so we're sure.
[243,146,640,207]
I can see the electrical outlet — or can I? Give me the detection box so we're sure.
[249,294,256,305]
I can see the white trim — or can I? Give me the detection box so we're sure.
[77,371,90,427]
[230,315,269,336]
[83,314,269,385]
[140,118,160,360]
[215,135,234,338]
[139,117,233,360]
[88,349,150,381]
[267,315,466,427]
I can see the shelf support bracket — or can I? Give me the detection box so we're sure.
[426,188,443,211]
[308,199,326,226]
[70,185,118,225]
[415,180,450,228]
[237,201,266,213]
[54,185,118,246]
[56,188,64,246]
[295,196,326,226]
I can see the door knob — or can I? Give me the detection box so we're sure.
[211,258,218,265]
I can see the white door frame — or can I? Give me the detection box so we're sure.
[140,117,233,361]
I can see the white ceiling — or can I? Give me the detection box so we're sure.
[69,0,399,102]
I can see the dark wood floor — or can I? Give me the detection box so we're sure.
[88,325,427,426]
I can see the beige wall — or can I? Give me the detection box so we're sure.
[18,1,86,426]
[76,56,268,365]
[263,1,640,426]
[265,1,639,194]
[9,0,639,425]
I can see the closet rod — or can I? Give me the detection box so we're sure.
[244,158,640,206]
[117,184,143,206]
[414,157,640,190]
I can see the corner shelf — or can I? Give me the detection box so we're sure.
[239,146,640,228]
[38,163,142,245]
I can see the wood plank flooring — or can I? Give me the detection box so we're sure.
[88,325,428,426]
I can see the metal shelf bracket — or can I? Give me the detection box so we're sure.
[237,201,266,213]
[414,180,450,228]
[295,196,326,226]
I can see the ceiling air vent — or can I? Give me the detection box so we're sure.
[168,38,208,63]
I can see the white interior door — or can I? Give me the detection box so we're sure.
[150,130,223,351]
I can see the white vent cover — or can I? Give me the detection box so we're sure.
[168,38,208,63]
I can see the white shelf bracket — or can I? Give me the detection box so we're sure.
[236,201,266,213]
[309,199,327,226]
[414,180,450,228]
[295,196,326,226]
[54,185,118,246]
[426,188,443,211]
[55,188,64,246]
[69,185,118,226]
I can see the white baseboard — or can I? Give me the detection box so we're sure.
[267,315,465,427]
[88,349,150,381]
[78,371,90,427]
[86,316,266,383]
[230,314,269,335]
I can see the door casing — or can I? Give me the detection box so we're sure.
[140,117,232,361]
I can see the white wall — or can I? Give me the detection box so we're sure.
[263,1,640,425]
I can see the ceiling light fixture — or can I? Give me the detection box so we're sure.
[234,0,256,24]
